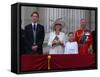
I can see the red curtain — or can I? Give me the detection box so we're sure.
[21,54,96,72]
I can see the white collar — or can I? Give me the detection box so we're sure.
[32,22,37,26]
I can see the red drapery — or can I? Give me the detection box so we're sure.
[21,54,96,72]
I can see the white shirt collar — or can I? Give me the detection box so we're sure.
[32,22,37,26]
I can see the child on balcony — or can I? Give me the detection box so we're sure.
[64,32,78,54]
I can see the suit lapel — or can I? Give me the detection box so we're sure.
[36,24,39,39]
[36,24,39,32]
[30,24,34,40]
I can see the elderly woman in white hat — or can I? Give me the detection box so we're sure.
[48,20,66,54]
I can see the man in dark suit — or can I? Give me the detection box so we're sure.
[24,11,45,54]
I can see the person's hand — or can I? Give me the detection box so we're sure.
[52,40,57,45]
[32,45,38,51]
[52,40,57,48]
[57,40,64,47]
[60,42,64,47]
[52,40,56,43]
[88,45,93,54]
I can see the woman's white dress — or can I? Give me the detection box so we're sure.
[48,31,66,54]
